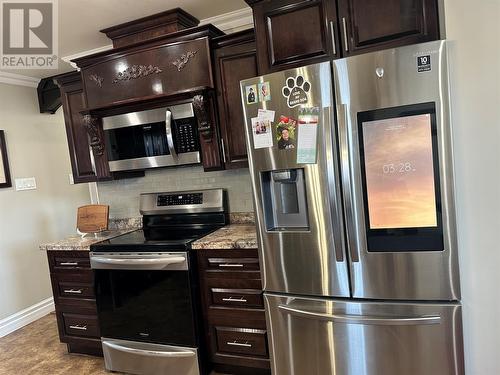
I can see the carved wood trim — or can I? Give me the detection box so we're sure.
[112,64,162,83]
[88,73,104,87]
[193,94,212,140]
[172,50,198,71]
[82,114,105,156]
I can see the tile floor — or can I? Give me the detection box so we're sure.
[0,313,224,374]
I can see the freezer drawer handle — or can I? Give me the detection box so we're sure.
[69,324,87,331]
[227,341,252,348]
[218,263,244,268]
[222,297,248,303]
[278,305,441,326]
[63,289,83,294]
[103,341,196,358]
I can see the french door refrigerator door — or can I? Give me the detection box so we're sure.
[241,62,349,298]
[333,41,460,300]
[266,293,464,375]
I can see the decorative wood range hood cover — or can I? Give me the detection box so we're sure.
[72,8,224,112]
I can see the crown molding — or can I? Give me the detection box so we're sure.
[200,7,253,34]
[61,7,254,69]
[0,71,40,88]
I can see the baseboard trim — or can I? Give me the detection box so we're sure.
[0,297,55,338]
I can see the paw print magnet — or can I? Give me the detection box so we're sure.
[282,75,311,108]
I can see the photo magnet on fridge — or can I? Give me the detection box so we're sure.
[245,85,257,104]
[251,117,273,149]
[275,115,297,150]
[258,82,271,102]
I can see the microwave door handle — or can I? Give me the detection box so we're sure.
[165,109,178,159]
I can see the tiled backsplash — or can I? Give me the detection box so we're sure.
[97,166,254,218]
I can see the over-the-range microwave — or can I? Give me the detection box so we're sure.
[102,102,200,172]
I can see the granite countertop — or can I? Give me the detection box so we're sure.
[191,224,258,250]
[39,229,136,251]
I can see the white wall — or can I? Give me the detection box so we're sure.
[0,83,89,320]
[444,1,500,373]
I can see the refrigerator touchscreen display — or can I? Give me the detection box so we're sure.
[362,114,437,229]
[358,102,443,252]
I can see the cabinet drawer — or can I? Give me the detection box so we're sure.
[62,312,99,338]
[207,257,260,271]
[211,288,263,309]
[53,256,91,270]
[215,327,268,357]
[57,281,94,299]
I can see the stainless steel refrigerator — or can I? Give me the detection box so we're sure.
[240,40,464,375]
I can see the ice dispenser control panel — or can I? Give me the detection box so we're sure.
[261,168,309,231]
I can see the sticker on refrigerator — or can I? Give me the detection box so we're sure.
[417,55,431,73]
[282,75,311,108]
[258,82,271,102]
[296,106,320,164]
[275,116,297,150]
[251,117,273,149]
[245,84,257,104]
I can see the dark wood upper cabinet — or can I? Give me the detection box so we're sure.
[247,0,440,72]
[252,0,339,74]
[54,72,110,184]
[337,0,440,55]
[212,30,258,169]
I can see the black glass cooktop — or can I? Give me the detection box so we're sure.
[91,227,218,252]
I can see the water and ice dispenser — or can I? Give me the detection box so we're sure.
[260,169,309,231]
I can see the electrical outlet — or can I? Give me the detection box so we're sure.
[15,177,37,191]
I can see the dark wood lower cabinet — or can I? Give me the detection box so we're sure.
[47,251,103,356]
[198,249,271,374]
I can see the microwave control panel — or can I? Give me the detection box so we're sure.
[157,193,203,206]
[176,121,199,153]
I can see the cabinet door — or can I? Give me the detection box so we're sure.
[56,73,97,183]
[213,32,258,169]
[337,0,440,55]
[253,0,339,74]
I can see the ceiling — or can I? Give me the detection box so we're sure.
[1,0,249,79]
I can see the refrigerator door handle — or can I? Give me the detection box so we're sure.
[337,104,360,262]
[325,106,346,262]
[278,305,441,326]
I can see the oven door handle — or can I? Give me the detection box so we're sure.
[91,256,186,268]
[165,109,178,160]
[103,341,196,358]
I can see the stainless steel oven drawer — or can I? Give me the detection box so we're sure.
[265,293,464,375]
[102,338,200,375]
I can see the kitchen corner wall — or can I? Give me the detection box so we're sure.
[97,166,254,218]
[0,83,90,320]
[444,0,500,374]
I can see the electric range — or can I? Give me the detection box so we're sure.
[90,188,227,375]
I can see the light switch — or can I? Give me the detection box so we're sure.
[15,177,37,191]
[68,174,74,185]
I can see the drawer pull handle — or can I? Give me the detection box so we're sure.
[69,324,87,331]
[218,264,244,268]
[222,297,248,303]
[60,262,78,266]
[227,341,252,348]
[63,289,83,294]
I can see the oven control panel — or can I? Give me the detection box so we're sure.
[157,193,203,206]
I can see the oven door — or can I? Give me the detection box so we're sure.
[91,252,197,347]
[102,103,201,172]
